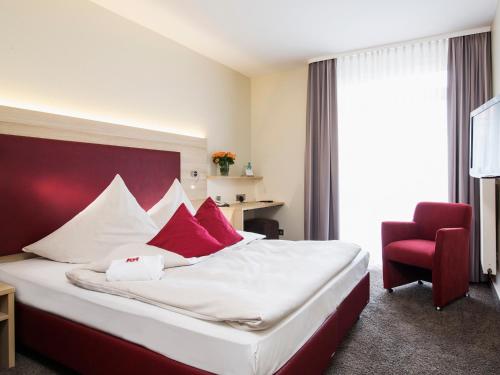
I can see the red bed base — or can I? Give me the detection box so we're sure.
[16,273,369,375]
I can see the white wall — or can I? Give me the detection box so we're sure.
[491,1,500,298]
[0,0,250,178]
[251,67,308,240]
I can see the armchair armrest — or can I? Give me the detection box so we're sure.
[434,228,469,270]
[381,221,418,247]
[433,227,470,306]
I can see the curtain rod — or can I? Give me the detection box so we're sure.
[307,25,491,64]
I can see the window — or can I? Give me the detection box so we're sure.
[337,39,449,265]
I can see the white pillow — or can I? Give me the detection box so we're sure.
[85,243,191,272]
[215,231,266,252]
[236,230,266,245]
[147,178,195,228]
[23,175,158,263]
[190,231,267,263]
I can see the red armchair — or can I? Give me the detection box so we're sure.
[382,202,472,310]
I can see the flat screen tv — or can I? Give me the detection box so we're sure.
[469,95,500,178]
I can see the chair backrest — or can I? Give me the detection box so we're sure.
[413,202,472,241]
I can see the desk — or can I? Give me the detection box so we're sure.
[219,201,284,230]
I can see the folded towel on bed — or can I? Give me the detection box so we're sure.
[106,255,164,282]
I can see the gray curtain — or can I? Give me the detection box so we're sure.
[447,32,492,282]
[305,59,339,240]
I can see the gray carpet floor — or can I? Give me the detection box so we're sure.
[1,267,499,374]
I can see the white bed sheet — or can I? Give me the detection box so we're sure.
[0,250,368,375]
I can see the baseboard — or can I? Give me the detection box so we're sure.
[491,276,500,301]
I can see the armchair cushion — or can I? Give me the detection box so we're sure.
[384,239,435,269]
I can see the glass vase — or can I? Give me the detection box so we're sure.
[219,160,230,176]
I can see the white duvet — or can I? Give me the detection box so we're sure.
[66,240,361,331]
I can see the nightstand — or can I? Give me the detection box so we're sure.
[0,283,15,368]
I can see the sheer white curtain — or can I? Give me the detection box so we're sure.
[337,39,449,265]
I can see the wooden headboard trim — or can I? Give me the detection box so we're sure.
[0,105,208,200]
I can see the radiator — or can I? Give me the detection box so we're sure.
[479,179,497,276]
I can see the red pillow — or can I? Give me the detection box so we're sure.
[148,203,223,257]
[195,197,243,247]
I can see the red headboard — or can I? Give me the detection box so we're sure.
[0,134,180,256]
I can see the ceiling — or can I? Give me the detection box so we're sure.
[90,0,498,77]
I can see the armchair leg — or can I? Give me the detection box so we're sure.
[417,280,423,285]
[387,288,394,293]
[465,292,470,297]
[435,306,442,311]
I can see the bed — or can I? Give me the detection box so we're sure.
[0,107,369,374]
[0,251,368,374]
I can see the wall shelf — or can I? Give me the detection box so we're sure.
[207,176,263,181]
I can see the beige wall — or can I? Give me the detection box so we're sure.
[251,67,308,240]
[0,0,250,177]
[491,2,500,298]
[1,0,308,240]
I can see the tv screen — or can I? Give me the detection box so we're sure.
[470,95,500,178]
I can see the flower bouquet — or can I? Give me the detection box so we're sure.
[212,151,236,176]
